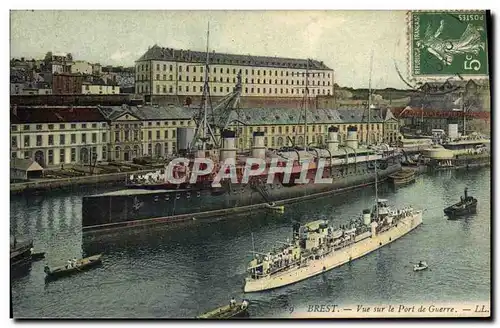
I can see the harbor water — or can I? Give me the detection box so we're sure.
[10,168,491,318]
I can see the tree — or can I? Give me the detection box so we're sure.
[44,51,52,63]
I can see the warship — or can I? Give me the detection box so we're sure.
[244,162,423,293]
[81,30,401,233]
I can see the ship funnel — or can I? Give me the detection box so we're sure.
[177,127,196,153]
[327,126,339,152]
[370,221,378,237]
[220,129,237,162]
[448,123,458,139]
[252,131,266,159]
[345,125,358,149]
[363,209,371,226]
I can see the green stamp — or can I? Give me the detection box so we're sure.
[410,10,489,77]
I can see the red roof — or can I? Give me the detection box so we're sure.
[10,107,107,124]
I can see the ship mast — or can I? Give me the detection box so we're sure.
[368,51,373,145]
[251,232,256,257]
[304,59,309,151]
[462,92,466,137]
[202,22,210,152]
[190,22,217,153]
[374,155,379,218]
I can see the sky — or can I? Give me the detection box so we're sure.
[10,10,410,89]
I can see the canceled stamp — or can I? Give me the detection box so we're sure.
[408,10,489,78]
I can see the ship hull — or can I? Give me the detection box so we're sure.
[244,211,422,293]
[427,154,490,170]
[82,160,401,232]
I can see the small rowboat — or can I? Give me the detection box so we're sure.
[413,261,428,272]
[44,254,103,280]
[197,302,249,319]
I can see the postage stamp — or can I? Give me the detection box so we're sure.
[408,10,489,79]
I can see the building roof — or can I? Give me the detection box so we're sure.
[137,45,332,70]
[99,105,196,121]
[11,106,107,124]
[10,158,43,171]
[227,107,385,126]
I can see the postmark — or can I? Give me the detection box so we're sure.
[408,10,489,79]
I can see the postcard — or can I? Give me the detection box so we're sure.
[10,10,491,319]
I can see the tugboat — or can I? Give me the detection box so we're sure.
[243,160,423,293]
[444,188,477,218]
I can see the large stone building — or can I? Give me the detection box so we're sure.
[135,46,334,99]
[10,104,399,167]
[224,107,396,150]
[98,105,195,161]
[10,106,108,167]
[10,105,195,167]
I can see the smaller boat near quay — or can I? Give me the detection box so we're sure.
[10,237,46,278]
[31,252,46,261]
[444,188,477,218]
[421,129,490,171]
[44,254,103,281]
[388,169,416,186]
[413,261,428,272]
[197,299,249,319]
[10,237,35,267]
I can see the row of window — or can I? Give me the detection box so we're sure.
[12,132,104,148]
[142,84,332,96]
[232,132,382,148]
[12,121,192,134]
[84,85,119,90]
[142,62,331,78]
[114,120,189,128]
[12,142,180,165]
[11,122,106,132]
[138,72,331,85]
[229,124,384,135]
[114,129,177,142]
[242,87,330,95]
[12,147,98,165]
[11,129,184,148]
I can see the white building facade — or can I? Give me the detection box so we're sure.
[135,46,334,97]
[11,107,108,167]
[94,104,197,161]
[71,60,93,75]
[82,83,121,94]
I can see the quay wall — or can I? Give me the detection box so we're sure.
[10,169,158,195]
